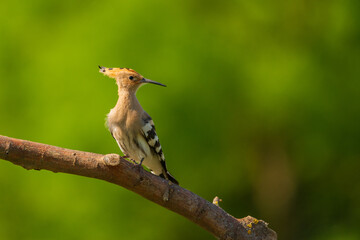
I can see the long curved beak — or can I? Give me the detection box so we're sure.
[141,78,166,87]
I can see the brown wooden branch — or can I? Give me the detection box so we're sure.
[0,135,277,240]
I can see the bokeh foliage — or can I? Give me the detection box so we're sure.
[1,0,359,239]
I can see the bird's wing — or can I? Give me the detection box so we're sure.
[140,113,179,185]
[140,114,167,170]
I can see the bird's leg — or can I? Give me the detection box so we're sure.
[138,158,145,167]
[131,158,144,168]
[134,158,145,183]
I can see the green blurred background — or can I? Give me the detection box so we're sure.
[1,0,359,239]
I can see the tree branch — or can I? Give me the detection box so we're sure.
[0,135,277,240]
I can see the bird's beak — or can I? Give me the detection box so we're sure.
[141,78,166,87]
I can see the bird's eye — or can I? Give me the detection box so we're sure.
[129,76,134,80]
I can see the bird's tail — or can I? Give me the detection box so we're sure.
[160,171,179,185]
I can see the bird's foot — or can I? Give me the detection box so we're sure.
[137,158,145,167]
[123,155,137,164]
[134,158,145,182]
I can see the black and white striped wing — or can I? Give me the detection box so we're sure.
[140,114,179,185]
[140,116,167,170]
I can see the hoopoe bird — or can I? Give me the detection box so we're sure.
[99,66,179,185]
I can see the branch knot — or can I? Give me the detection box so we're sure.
[103,154,121,166]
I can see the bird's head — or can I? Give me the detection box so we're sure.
[98,66,166,91]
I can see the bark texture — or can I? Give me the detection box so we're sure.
[0,135,277,240]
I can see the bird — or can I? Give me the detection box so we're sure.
[99,66,179,185]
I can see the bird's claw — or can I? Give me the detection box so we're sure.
[129,159,137,164]
[122,155,136,164]
[137,158,144,167]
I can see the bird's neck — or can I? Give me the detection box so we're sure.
[116,87,141,111]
